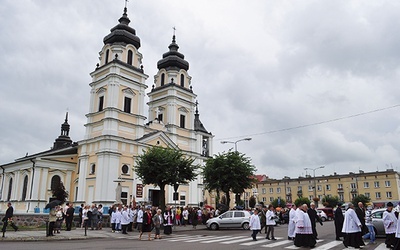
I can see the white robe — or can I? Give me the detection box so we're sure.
[288,208,297,238]
[266,210,276,225]
[383,210,397,234]
[342,208,361,233]
[249,214,261,230]
[121,210,130,225]
[295,209,312,234]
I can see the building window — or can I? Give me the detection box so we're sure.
[376,192,381,199]
[105,49,109,64]
[309,196,313,200]
[364,182,369,188]
[21,176,28,201]
[317,185,322,191]
[385,181,391,187]
[326,184,331,191]
[161,73,165,86]
[121,164,129,174]
[308,185,313,191]
[180,74,185,87]
[365,192,370,198]
[298,186,302,191]
[374,181,380,188]
[351,193,357,199]
[269,197,274,202]
[338,183,343,189]
[127,50,133,65]
[387,192,392,198]
[121,191,128,205]
[287,187,291,193]
[158,113,163,122]
[269,188,273,194]
[50,175,61,192]
[350,183,356,189]
[90,164,96,175]
[262,188,266,194]
[180,114,185,128]
[277,187,281,193]
[7,178,13,201]
[124,97,132,113]
[262,197,266,202]
[180,193,186,206]
[98,96,104,112]
[339,194,344,201]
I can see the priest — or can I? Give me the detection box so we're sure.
[342,203,364,248]
[294,204,316,248]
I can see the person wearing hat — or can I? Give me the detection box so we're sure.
[383,202,397,248]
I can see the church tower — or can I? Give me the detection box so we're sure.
[76,7,148,205]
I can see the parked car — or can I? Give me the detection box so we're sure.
[206,210,251,230]
[317,208,334,220]
[370,208,386,237]
[317,210,328,222]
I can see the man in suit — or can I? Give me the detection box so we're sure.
[65,202,75,231]
[2,202,18,234]
[355,202,366,235]
[307,202,323,240]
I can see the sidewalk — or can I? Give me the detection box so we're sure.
[0,224,207,242]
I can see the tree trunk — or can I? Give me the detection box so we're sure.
[159,183,166,211]
[225,191,231,209]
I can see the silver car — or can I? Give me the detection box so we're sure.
[206,210,251,230]
[370,208,387,237]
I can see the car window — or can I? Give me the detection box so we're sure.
[234,211,245,218]
[372,211,383,219]
[221,211,233,219]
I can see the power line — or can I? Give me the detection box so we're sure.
[217,104,400,141]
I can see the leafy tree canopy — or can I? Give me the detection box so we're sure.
[135,146,198,209]
[322,196,339,208]
[203,150,256,208]
[52,182,68,204]
[352,194,371,207]
[271,198,286,208]
[294,197,311,208]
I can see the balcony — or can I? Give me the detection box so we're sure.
[350,188,358,193]
[337,188,344,193]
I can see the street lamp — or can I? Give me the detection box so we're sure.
[221,138,252,151]
[304,166,325,206]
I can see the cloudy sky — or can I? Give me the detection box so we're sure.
[1,0,400,179]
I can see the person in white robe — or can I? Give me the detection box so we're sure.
[288,204,297,240]
[249,209,261,241]
[393,207,400,249]
[342,203,363,248]
[294,204,316,248]
[121,206,130,234]
[383,202,397,248]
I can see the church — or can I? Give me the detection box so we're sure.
[0,7,213,213]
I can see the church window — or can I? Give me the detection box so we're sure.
[22,175,28,201]
[158,113,163,122]
[7,178,13,201]
[98,96,104,112]
[180,114,185,128]
[121,164,129,174]
[124,97,132,113]
[50,175,61,192]
[180,74,185,87]
[90,164,96,175]
[105,49,110,64]
[127,50,133,65]
[161,73,165,86]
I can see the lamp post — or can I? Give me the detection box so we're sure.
[221,138,252,152]
[304,166,325,207]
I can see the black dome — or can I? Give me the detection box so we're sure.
[157,35,189,71]
[103,7,141,49]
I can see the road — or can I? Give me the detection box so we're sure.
[1,221,388,250]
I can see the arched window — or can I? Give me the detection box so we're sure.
[127,50,133,65]
[51,175,61,192]
[105,49,110,64]
[180,74,185,87]
[7,178,13,201]
[90,164,96,175]
[22,175,28,201]
[161,73,165,86]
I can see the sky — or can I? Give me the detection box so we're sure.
[1,0,400,179]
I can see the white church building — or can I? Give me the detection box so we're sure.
[0,7,213,213]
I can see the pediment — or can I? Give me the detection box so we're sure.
[136,131,179,150]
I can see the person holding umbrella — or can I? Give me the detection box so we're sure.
[45,199,62,236]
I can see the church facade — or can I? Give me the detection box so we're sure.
[0,7,213,213]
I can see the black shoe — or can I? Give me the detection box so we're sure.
[253,238,257,241]
[266,237,270,240]
[271,238,277,240]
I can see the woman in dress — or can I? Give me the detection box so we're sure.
[140,207,153,240]
[152,209,163,239]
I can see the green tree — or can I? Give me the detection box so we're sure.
[322,196,339,208]
[52,181,68,204]
[249,196,257,209]
[352,194,371,207]
[135,146,198,210]
[294,197,311,207]
[271,198,286,208]
[203,151,256,209]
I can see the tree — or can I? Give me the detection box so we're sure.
[294,197,311,207]
[352,194,371,206]
[272,198,286,208]
[135,146,198,210]
[322,196,339,208]
[203,150,256,209]
[249,196,257,209]
[52,182,68,204]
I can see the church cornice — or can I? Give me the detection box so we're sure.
[91,59,148,78]
[150,81,193,94]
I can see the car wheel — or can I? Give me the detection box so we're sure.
[321,217,326,222]
[210,223,219,230]
[242,222,250,230]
